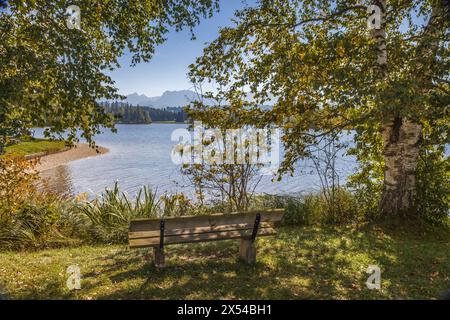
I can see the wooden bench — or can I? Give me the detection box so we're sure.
[128,209,284,268]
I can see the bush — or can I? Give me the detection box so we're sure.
[251,188,360,226]
[74,183,161,243]
[0,156,69,250]
[73,183,206,244]
[0,196,65,250]
[251,194,319,226]
[0,156,39,212]
[415,147,450,225]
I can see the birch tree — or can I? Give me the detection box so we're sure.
[188,0,449,217]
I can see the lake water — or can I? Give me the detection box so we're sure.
[36,124,357,198]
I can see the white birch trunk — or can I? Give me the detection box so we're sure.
[376,1,446,215]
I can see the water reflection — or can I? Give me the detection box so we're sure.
[39,165,73,196]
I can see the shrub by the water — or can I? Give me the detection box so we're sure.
[251,188,360,226]
[1,156,448,250]
[0,157,68,250]
[73,183,161,243]
[73,183,200,244]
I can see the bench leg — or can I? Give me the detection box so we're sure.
[153,247,165,268]
[239,239,256,264]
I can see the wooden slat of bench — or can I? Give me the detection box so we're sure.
[129,209,284,233]
[128,221,274,239]
[129,227,277,248]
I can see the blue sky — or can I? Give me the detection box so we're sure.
[109,1,245,97]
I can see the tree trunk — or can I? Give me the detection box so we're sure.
[380,117,422,215]
[376,1,447,216]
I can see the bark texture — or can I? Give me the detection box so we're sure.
[377,1,447,215]
[380,117,422,215]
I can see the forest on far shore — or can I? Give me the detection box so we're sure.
[100,102,187,124]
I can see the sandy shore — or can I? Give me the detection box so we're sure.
[35,143,109,172]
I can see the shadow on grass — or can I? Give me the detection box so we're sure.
[90,231,362,299]
[89,224,449,299]
[12,278,73,300]
[6,224,446,299]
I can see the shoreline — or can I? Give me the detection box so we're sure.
[35,143,109,172]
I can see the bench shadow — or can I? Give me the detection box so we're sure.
[84,225,449,300]
[91,237,351,299]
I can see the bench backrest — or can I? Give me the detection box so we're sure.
[128,209,284,249]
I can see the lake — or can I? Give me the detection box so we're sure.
[36,124,357,198]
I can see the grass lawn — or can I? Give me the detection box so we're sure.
[3,138,66,158]
[0,224,448,300]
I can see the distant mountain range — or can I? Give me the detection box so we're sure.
[124,90,199,108]
[116,89,275,109]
